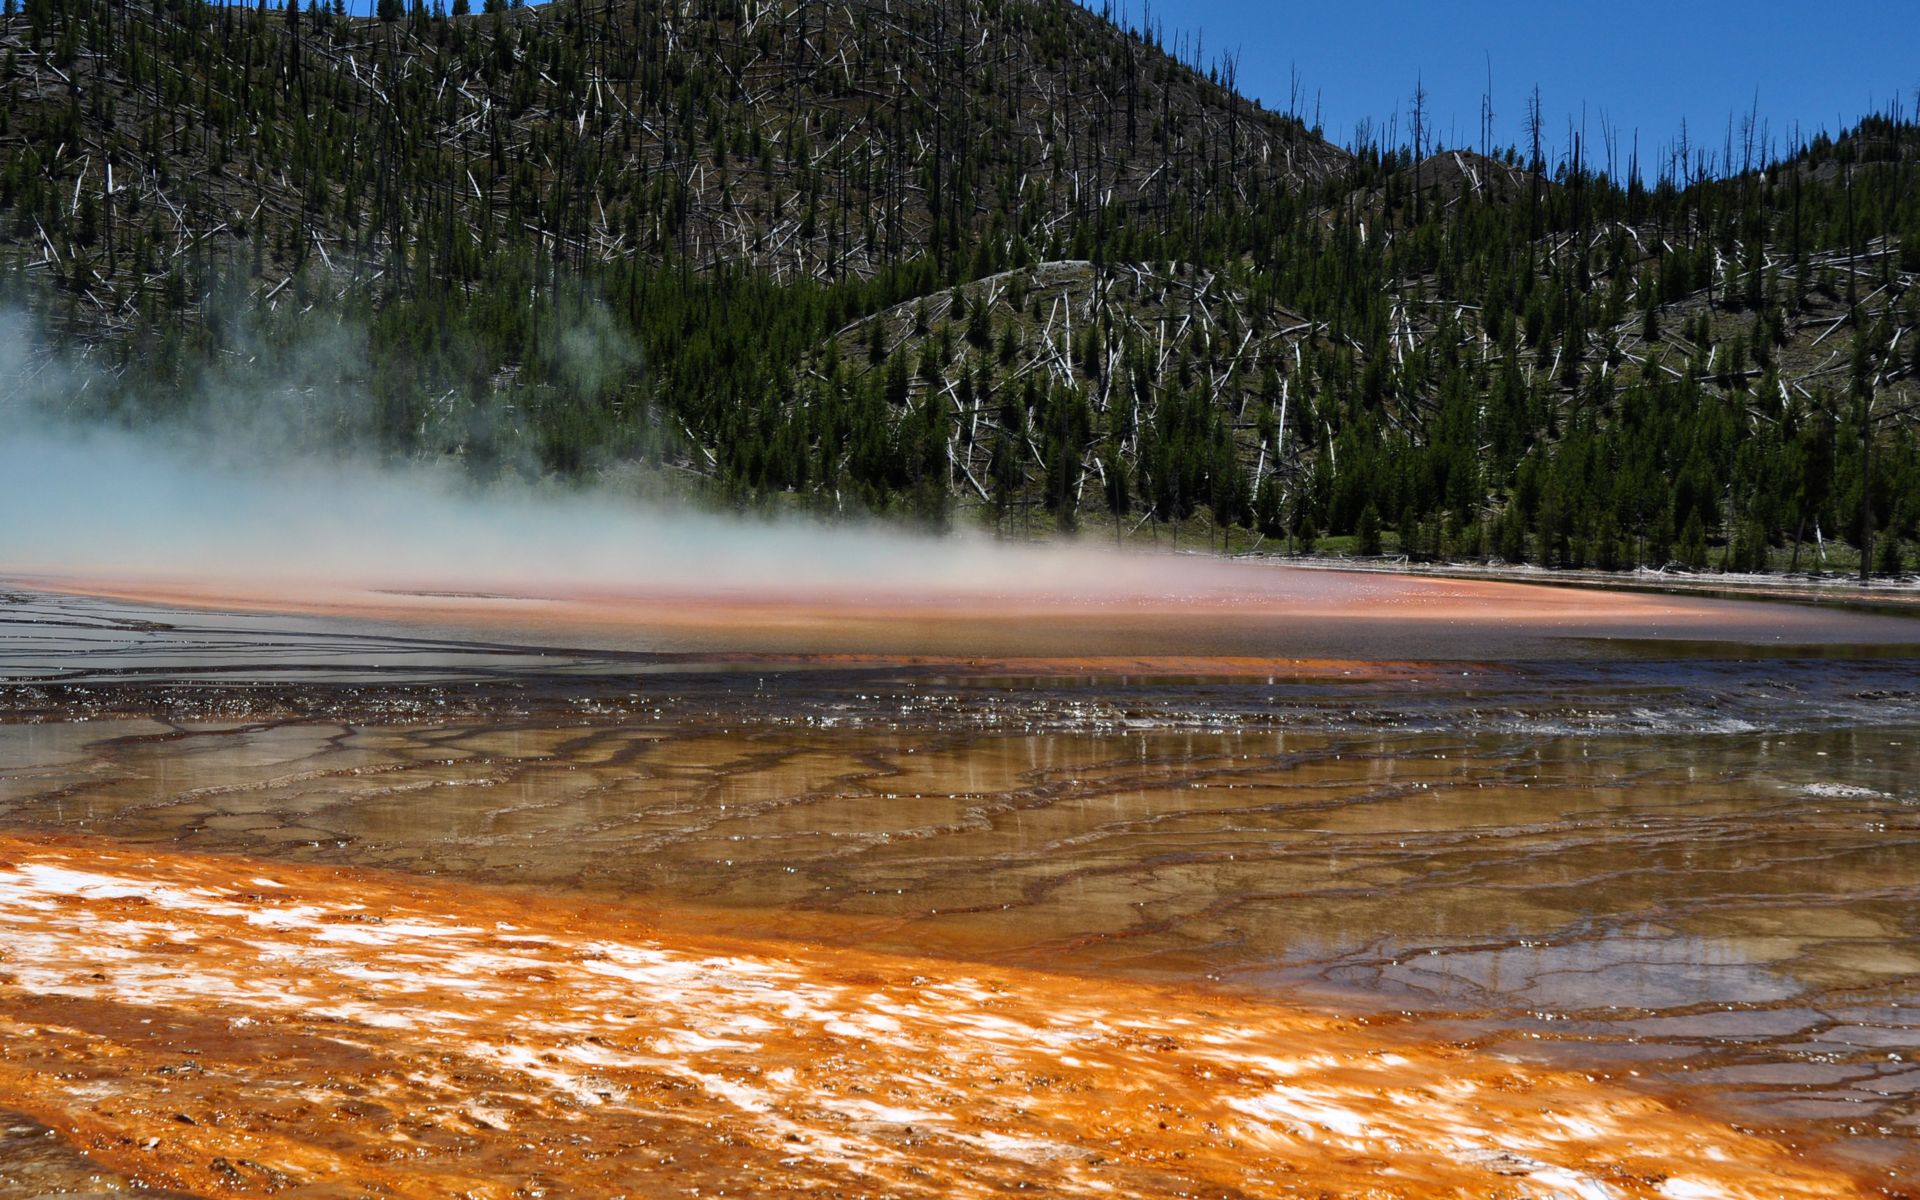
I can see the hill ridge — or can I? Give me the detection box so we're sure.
[1,0,1917,578]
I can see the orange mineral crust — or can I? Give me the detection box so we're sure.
[0,835,1869,1199]
[31,565,1706,625]
[34,558,1920,657]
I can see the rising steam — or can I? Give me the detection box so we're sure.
[0,306,1236,606]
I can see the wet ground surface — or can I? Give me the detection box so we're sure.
[0,832,1870,1200]
[0,1111,194,1197]
[2,580,1919,1196]
[13,563,1920,677]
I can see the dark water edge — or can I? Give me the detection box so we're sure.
[7,653,1920,741]
[1271,557,1920,615]
[0,1111,201,1198]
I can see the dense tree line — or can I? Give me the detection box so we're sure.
[0,0,1915,575]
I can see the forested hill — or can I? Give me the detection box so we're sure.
[3,0,1919,577]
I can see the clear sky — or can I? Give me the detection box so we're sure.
[1127,0,1920,171]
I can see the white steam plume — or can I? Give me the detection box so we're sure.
[0,307,1252,606]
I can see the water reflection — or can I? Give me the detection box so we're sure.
[3,708,1917,1180]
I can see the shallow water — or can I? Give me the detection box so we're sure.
[0,831,1873,1200]
[3,577,1919,1195]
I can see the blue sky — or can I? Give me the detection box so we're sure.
[1126,0,1919,170]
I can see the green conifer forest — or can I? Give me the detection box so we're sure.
[2,0,1916,575]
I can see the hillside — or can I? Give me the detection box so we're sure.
[2,0,1918,577]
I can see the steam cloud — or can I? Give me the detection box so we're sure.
[0,307,1235,606]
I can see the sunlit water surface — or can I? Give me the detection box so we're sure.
[2,577,1918,1195]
